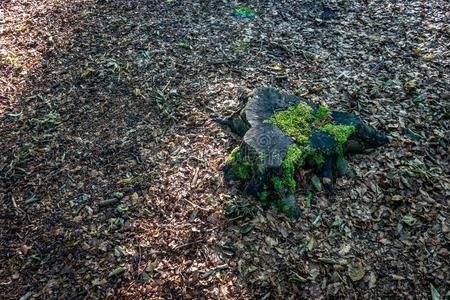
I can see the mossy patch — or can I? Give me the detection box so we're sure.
[230,103,354,200]
[278,196,298,217]
[320,124,355,144]
[281,144,304,192]
[234,7,256,18]
[266,103,331,145]
[225,146,240,164]
[266,102,314,144]
[272,177,283,191]
[227,101,354,211]
[305,148,325,166]
[315,105,330,122]
[269,144,308,194]
[320,124,355,156]
[259,191,270,202]
[232,163,252,180]
[225,146,253,180]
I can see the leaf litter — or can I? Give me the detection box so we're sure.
[0,0,449,298]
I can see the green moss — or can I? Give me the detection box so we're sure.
[234,7,256,17]
[232,163,252,180]
[305,148,325,166]
[283,144,304,167]
[320,124,355,144]
[259,191,270,202]
[315,105,330,122]
[266,102,314,144]
[225,146,253,180]
[225,146,240,164]
[336,144,344,156]
[276,196,300,218]
[313,153,325,166]
[266,103,333,145]
[279,202,291,214]
[279,144,306,193]
[306,191,313,207]
[272,177,283,191]
[282,145,302,192]
[271,144,327,194]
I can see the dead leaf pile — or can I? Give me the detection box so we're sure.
[0,0,448,298]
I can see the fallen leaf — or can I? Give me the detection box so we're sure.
[246,265,257,273]
[402,215,417,226]
[391,195,404,201]
[265,236,278,247]
[347,265,365,282]
[430,284,440,300]
[306,237,315,252]
[108,266,125,278]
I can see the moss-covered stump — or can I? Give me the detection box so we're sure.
[220,87,388,217]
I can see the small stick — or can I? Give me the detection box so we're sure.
[98,198,120,207]
[162,77,173,92]
[191,167,200,188]
[11,196,24,215]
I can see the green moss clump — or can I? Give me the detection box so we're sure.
[280,144,306,192]
[232,163,252,180]
[271,144,328,194]
[305,148,325,166]
[266,103,333,145]
[272,177,284,191]
[259,191,270,202]
[284,143,304,165]
[279,201,291,215]
[234,7,256,17]
[225,146,240,163]
[320,124,355,144]
[315,105,330,122]
[266,102,314,144]
[225,146,253,180]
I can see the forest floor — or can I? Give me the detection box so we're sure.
[1,0,449,299]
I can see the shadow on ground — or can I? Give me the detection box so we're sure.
[0,0,255,297]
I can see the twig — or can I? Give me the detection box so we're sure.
[98,198,120,207]
[173,239,205,250]
[183,198,210,211]
[207,59,239,65]
[162,76,173,92]
[257,68,288,79]
[190,167,200,188]
[11,196,24,216]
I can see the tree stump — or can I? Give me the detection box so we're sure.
[220,87,388,217]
